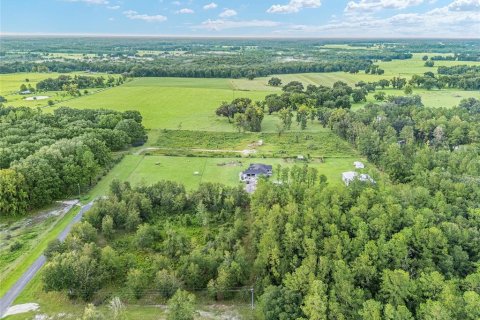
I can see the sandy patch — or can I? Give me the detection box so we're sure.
[3,303,39,317]
[24,96,49,101]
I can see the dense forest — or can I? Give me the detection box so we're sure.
[0,106,147,215]
[42,96,480,319]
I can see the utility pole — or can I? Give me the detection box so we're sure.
[77,183,81,200]
[250,288,254,309]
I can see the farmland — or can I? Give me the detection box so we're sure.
[0,72,115,107]
[1,36,480,320]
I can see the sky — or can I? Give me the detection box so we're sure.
[1,0,479,38]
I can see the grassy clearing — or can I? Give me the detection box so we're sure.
[378,52,480,77]
[0,72,115,107]
[154,130,355,157]
[351,87,480,110]
[59,77,271,131]
[0,207,79,299]
[87,154,364,197]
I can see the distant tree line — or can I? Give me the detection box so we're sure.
[437,65,480,75]
[0,60,376,79]
[0,106,147,215]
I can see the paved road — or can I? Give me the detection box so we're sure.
[0,202,93,318]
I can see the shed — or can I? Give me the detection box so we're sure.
[354,161,365,169]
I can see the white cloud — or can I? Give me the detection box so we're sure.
[203,2,218,10]
[345,0,424,12]
[123,10,167,22]
[219,9,237,17]
[286,1,480,37]
[65,0,109,4]
[177,8,194,14]
[267,0,321,14]
[172,1,181,5]
[107,5,120,10]
[198,19,281,31]
[448,0,480,11]
[108,17,115,21]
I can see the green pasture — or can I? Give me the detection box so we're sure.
[0,72,115,107]
[87,154,364,199]
[60,77,271,131]
[54,76,477,134]
[154,130,355,157]
[0,72,112,95]
[352,87,480,110]
[377,53,480,77]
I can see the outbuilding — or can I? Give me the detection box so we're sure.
[354,161,365,169]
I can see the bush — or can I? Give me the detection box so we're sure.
[155,269,183,299]
[9,240,22,252]
[167,289,196,320]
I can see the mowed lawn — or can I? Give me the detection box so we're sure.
[87,155,366,199]
[60,77,271,131]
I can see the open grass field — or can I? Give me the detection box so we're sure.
[378,53,480,77]
[153,130,355,157]
[60,77,271,131]
[87,154,367,200]
[53,74,478,134]
[0,72,115,108]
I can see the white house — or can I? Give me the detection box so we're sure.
[354,161,365,169]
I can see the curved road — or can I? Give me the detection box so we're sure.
[0,202,93,318]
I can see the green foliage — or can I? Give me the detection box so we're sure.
[0,169,28,216]
[43,243,102,301]
[126,268,149,299]
[167,289,196,320]
[155,269,182,299]
[0,106,147,215]
[268,77,282,87]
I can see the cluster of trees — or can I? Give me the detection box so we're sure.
[43,180,250,303]
[215,98,264,132]
[364,64,385,75]
[0,106,147,215]
[36,74,124,92]
[438,65,480,75]
[216,81,357,132]
[409,72,480,90]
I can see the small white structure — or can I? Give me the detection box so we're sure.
[342,171,375,186]
[354,161,365,169]
[297,155,305,160]
[342,171,357,186]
